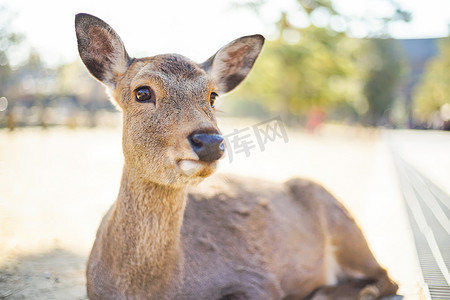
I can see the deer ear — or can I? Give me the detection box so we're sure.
[75,13,131,88]
[202,35,265,94]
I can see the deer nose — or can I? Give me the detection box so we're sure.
[188,133,225,162]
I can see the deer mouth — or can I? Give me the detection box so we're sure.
[177,159,218,178]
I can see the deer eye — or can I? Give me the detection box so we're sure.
[135,86,155,103]
[209,92,218,108]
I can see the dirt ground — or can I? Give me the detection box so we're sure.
[0,119,420,299]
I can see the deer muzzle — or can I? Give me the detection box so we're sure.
[188,133,225,162]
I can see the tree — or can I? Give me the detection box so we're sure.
[0,6,24,129]
[0,6,23,97]
[362,38,404,126]
[227,2,363,124]
[227,0,410,126]
[231,26,362,123]
[413,38,450,128]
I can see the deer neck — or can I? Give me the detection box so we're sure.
[106,166,187,291]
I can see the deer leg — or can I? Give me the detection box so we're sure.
[306,279,401,300]
[324,197,399,299]
[306,280,373,300]
[286,179,398,299]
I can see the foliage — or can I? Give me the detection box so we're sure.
[413,38,450,124]
[227,0,409,126]
[0,7,24,96]
[228,26,364,124]
[362,38,404,126]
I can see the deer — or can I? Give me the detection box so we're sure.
[75,13,399,300]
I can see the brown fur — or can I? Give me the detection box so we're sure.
[75,13,398,300]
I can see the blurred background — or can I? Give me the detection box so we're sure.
[1,0,450,299]
[0,0,449,130]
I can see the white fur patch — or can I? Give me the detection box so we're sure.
[324,242,341,285]
[178,160,203,177]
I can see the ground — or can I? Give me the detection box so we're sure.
[1,118,440,299]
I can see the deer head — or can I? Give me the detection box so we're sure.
[75,13,264,187]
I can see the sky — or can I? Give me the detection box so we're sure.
[2,0,450,68]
